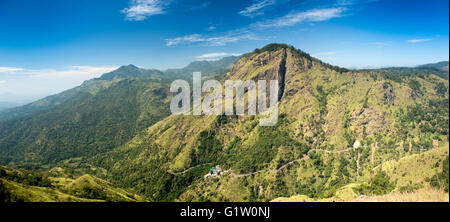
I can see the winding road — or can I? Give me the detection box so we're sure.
[228,147,358,177]
[167,147,358,177]
[167,163,212,175]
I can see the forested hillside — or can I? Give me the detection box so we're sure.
[0,57,237,169]
[0,44,448,202]
[0,165,144,202]
[81,44,448,201]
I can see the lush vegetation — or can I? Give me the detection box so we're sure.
[0,166,52,187]
[0,165,144,202]
[354,171,396,196]
[0,57,236,169]
[0,79,171,167]
[379,67,448,80]
[0,44,448,202]
[429,156,449,192]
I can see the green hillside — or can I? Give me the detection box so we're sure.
[0,57,236,169]
[0,44,448,202]
[80,44,448,201]
[0,77,171,168]
[419,61,449,72]
[356,61,450,80]
[0,165,144,202]
[272,142,449,202]
[376,66,449,80]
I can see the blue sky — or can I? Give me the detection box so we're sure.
[0,0,449,103]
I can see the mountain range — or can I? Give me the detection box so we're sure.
[0,44,448,202]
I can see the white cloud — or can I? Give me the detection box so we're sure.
[0,67,24,72]
[164,5,349,47]
[0,80,6,84]
[335,0,355,6]
[407,39,433,43]
[335,0,379,6]
[189,2,210,10]
[370,41,390,46]
[28,66,119,79]
[194,58,225,61]
[312,52,338,61]
[165,31,261,47]
[195,52,242,60]
[239,0,277,17]
[195,52,229,59]
[256,7,346,28]
[0,66,118,79]
[0,66,120,103]
[121,0,166,21]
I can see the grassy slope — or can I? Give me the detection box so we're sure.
[87,45,448,201]
[271,143,449,202]
[1,179,100,202]
[0,166,145,202]
[0,78,172,168]
[0,57,237,170]
[351,187,448,202]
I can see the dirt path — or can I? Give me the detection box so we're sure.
[228,147,356,177]
[227,155,310,178]
[167,163,212,175]
[308,147,355,154]
[168,147,356,177]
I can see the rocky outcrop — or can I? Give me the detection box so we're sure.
[382,82,395,105]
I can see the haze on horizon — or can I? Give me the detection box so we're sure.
[0,0,448,105]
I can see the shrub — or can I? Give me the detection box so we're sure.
[354,171,395,196]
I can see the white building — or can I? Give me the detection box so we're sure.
[353,140,361,149]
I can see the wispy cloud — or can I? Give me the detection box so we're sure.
[0,80,6,84]
[0,66,118,79]
[312,51,338,61]
[369,41,392,47]
[0,67,25,72]
[256,7,346,28]
[239,0,277,17]
[407,38,433,43]
[121,0,166,21]
[165,31,261,47]
[335,0,379,6]
[165,2,357,47]
[189,1,210,10]
[29,66,119,79]
[0,66,119,102]
[195,52,242,60]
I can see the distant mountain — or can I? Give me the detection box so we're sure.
[0,57,237,168]
[418,61,449,71]
[0,56,238,121]
[370,61,449,80]
[95,64,164,81]
[0,101,21,111]
[165,56,239,80]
